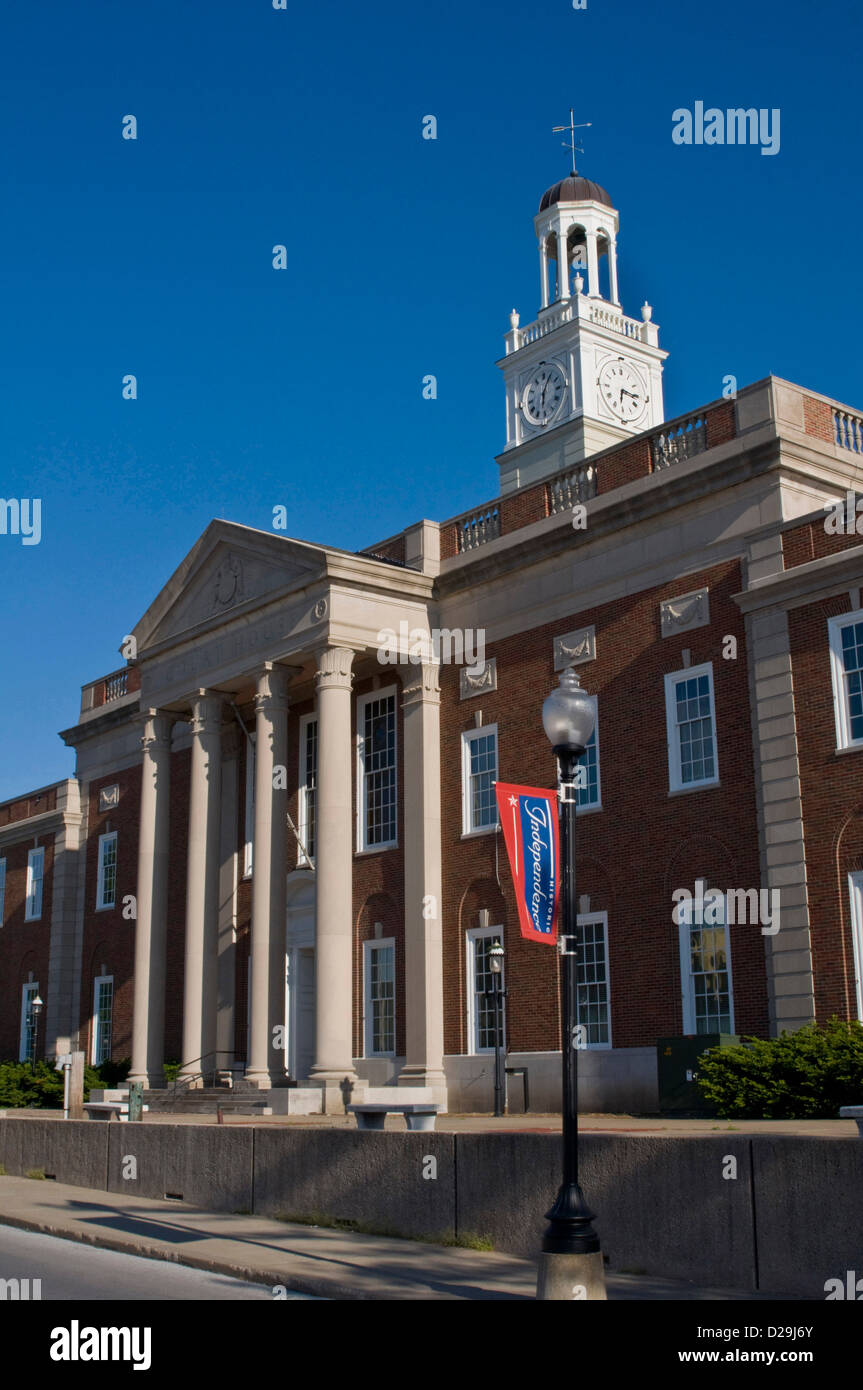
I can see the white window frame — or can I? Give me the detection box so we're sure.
[363,937,396,1057]
[466,926,506,1055]
[356,686,398,852]
[575,910,612,1047]
[96,831,118,910]
[19,982,39,1063]
[576,696,601,814]
[829,613,863,751]
[298,713,318,867]
[0,857,6,926]
[243,733,256,878]
[847,872,863,1022]
[461,724,499,836]
[677,891,735,1035]
[91,974,114,1065]
[24,847,44,921]
[664,661,720,793]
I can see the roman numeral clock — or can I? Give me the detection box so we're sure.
[496,137,668,495]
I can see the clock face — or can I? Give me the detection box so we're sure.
[522,362,567,427]
[598,359,647,421]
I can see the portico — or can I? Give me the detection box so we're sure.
[126,520,447,1110]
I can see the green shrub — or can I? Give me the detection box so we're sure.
[0,1061,65,1109]
[0,1056,132,1109]
[697,1018,863,1119]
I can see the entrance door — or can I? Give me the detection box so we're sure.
[847,872,863,1021]
[286,875,316,1080]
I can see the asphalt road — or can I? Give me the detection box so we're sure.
[0,1224,315,1300]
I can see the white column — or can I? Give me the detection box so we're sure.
[608,236,620,305]
[398,664,447,1105]
[245,663,290,1087]
[216,723,241,1081]
[130,711,174,1087]
[586,229,600,298]
[558,224,569,300]
[539,238,550,309]
[309,646,357,1097]
[180,691,223,1081]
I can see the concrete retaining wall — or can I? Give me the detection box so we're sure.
[254,1130,456,1239]
[1,1116,859,1296]
[443,1049,658,1114]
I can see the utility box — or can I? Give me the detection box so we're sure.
[657,1034,739,1116]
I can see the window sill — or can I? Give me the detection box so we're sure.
[576,802,603,816]
[668,779,720,797]
[95,903,115,913]
[835,742,863,756]
[355,843,398,858]
[461,825,499,840]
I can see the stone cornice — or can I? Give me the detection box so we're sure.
[734,545,863,614]
[0,806,81,849]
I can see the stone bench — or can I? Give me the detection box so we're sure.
[347,1102,442,1132]
[839,1106,863,1137]
[83,1101,148,1122]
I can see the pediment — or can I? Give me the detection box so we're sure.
[133,522,326,653]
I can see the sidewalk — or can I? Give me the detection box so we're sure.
[0,1175,792,1300]
[3,1109,857,1136]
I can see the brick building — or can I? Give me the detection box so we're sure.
[2,171,863,1112]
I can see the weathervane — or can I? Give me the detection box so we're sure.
[552,109,592,176]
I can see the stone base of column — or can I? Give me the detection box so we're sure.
[397,1066,449,1111]
[129,1069,164,1090]
[306,1074,366,1114]
[240,1068,272,1090]
[536,1251,608,1301]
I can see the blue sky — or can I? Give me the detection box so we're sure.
[1,0,861,797]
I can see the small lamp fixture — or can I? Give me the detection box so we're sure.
[489,940,505,975]
[542,667,595,753]
[31,995,44,1017]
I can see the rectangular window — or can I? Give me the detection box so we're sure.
[576,911,611,1046]
[357,690,397,850]
[576,698,601,811]
[25,847,44,921]
[92,975,114,1064]
[298,715,318,865]
[243,734,256,877]
[364,939,396,1056]
[461,726,499,834]
[829,614,863,750]
[0,857,6,926]
[665,663,719,792]
[466,927,505,1054]
[19,983,39,1063]
[96,832,118,910]
[847,872,863,1023]
[678,894,734,1034]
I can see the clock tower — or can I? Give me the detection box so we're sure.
[497,171,668,495]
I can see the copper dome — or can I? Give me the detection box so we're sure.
[538,175,613,211]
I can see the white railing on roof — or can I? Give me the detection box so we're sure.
[650,413,708,470]
[456,506,500,553]
[834,409,863,454]
[548,464,597,514]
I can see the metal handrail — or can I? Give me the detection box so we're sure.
[167,1052,236,1097]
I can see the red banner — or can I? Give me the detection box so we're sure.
[495,782,560,945]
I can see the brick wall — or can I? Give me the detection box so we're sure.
[0,833,54,1059]
[788,595,863,1021]
[78,767,142,1062]
[782,515,863,569]
[803,395,835,444]
[439,557,768,1056]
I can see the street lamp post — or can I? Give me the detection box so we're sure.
[536,666,606,1301]
[30,994,44,1071]
[487,939,506,1117]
